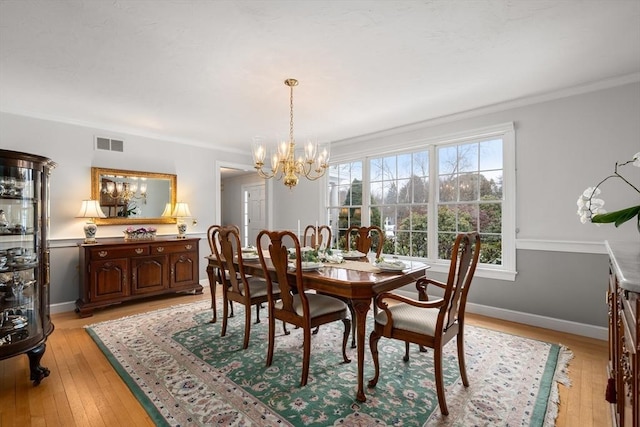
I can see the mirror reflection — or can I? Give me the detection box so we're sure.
[91,167,177,225]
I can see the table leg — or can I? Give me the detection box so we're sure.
[206,264,217,323]
[352,298,371,402]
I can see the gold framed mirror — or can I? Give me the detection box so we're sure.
[91,167,177,225]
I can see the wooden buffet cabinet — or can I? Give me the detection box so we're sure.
[77,237,202,317]
[606,241,639,427]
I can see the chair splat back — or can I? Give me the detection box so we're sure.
[345,225,385,258]
[213,226,247,295]
[261,230,308,316]
[440,233,480,330]
[303,224,332,249]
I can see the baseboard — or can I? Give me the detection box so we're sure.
[466,302,607,340]
[50,278,212,315]
[51,300,77,314]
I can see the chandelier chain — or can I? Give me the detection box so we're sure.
[289,83,294,145]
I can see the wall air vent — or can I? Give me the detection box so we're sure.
[95,136,124,152]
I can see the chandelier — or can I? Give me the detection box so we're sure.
[101,178,147,204]
[252,78,330,189]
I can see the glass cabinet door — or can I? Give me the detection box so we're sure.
[0,166,41,346]
[0,149,55,385]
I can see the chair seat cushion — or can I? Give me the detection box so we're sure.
[244,277,279,298]
[374,303,440,336]
[275,293,348,318]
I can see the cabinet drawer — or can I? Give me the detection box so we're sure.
[150,242,197,255]
[89,246,150,260]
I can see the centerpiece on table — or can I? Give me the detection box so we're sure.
[123,226,157,240]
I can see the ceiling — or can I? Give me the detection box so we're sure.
[1,0,639,157]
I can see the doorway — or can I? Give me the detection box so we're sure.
[242,183,266,247]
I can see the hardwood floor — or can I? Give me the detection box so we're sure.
[0,286,610,427]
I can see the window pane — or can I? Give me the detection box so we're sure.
[439,176,456,202]
[458,142,478,172]
[413,151,429,177]
[370,181,383,204]
[480,138,503,171]
[370,158,384,181]
[480,171,502,200]
[439,146,457,175]
[459,173,478,201]
[397,153,412,179]
[397,178,411,203]
[457,203,478,231]
[438,205,457,232]
[479,233,502,264]
[479,203,501,233]
[438,233,457,260]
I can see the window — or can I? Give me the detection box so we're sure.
[327,161,363,248]
[326,123,515,277]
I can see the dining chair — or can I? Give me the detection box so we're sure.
[367,231,481,416]
[303,224,332,250]
[345,225,385,258]
[212,225,280,349]
[257,229,352,386]
[206,224,235,322]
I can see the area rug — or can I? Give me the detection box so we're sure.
[85,300,572,427]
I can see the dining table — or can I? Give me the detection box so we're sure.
[205,252,429,402]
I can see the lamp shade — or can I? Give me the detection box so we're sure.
[171,202,192,218]
[160,202,173,217]
[76,199,106,219]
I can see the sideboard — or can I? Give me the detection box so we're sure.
[77,237,202,317]
[606,240,639,427]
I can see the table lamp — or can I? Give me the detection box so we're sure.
[160,202,173,218]
[172,202,192,239]
[76,199,106,243]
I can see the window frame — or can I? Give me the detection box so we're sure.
[325,122,516,281]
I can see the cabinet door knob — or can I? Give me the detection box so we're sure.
[185,244,192,250]
[98,251,108,257]
[156,247,164,253]
[135,248,144,254]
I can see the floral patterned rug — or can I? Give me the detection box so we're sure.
[85,300,572,427]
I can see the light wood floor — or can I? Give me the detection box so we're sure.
[0,286,610,427]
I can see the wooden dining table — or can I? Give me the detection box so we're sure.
[205,253,429,402]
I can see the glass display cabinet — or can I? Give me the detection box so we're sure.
[0,149,56,385]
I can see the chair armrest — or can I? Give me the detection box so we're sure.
[415,277,446,301]
[375,292,445,310]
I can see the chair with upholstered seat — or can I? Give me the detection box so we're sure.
[212,225,281,349]
[206,224,235,322]
[367,231,481,416]
[257,229,351,386]
[345,225,385,258]
[303,224,332,250]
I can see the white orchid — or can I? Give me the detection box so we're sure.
[577,152,640,230]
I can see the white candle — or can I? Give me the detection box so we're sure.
[297,220,301,240]
[315,221,319,248]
